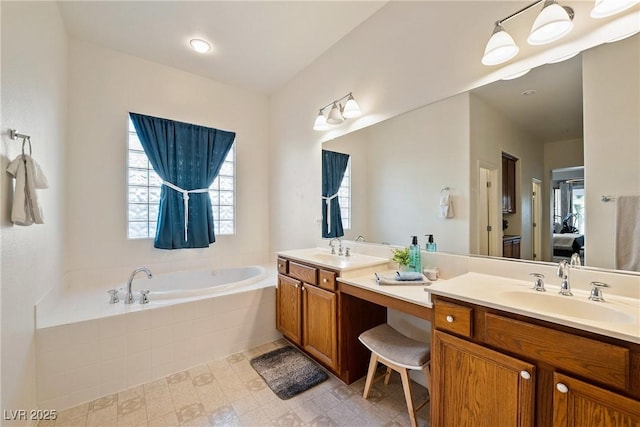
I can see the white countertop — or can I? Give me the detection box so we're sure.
[277,247,391,272]
[337,269,434,308]
[428,272,640,344]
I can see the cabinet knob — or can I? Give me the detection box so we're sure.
[278,264,282,268]
[556,383,569,393]
[520,371,531,380]
[294,283,299,289]
[301,285,305,291]
[322,278,328,283]
[446,315,454,323]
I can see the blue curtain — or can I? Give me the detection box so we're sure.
[129,113,235,249]
[322,150,350,238]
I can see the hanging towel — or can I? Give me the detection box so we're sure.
[439,189,454,218]
[615,195,640,271]
[6,154,48,226]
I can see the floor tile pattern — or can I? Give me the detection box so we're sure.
[38,340,430,427]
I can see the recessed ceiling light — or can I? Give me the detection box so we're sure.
[189,38,211,54]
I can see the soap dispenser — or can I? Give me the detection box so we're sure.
[425,234,437,252]
[408,236,422,272]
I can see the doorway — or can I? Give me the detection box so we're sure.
[532,179,542,260]
[479,166,500,256]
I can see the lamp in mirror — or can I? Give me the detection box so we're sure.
[313,92,361,131]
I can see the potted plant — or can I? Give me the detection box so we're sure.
[391,247,410,270]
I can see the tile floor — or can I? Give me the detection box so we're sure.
[37,339,430,427]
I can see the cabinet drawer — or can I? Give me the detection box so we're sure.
[484,313,629,390]
[318,269,337,291]
[277,258,288,275]
[289,261,318,285]
[434,301,473,338]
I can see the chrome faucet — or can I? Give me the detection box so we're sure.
[328,237,343,255]
[557,260,573,296]
[125,267,153,304]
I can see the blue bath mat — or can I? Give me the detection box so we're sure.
[249,346,328,400]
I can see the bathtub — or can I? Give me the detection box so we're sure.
[116,265,268,300]
[35,263,279,410]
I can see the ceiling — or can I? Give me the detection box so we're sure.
[471,54,583,143]
[57,1,387,94]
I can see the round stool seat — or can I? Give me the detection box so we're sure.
[359,324,430,369]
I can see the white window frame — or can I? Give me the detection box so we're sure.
[338,158,351,230]
[126,118,236,239]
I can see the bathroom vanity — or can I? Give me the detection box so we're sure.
[275,248,391,383]
[429,274,640,427]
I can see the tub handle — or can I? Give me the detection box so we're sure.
[140,290,150,304]
[107,289,119,304]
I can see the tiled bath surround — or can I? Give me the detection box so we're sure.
[36,285,279,411]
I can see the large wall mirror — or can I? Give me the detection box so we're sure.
[322,33,639,273]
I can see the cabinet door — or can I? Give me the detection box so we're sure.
[502,154,517,214]
[302,284,338,371]
[553,373,640,427]
[432,330,535,427]
[276,274,302,345]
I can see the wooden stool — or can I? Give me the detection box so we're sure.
[358,324,431,427]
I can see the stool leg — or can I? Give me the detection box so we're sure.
[383,367,392,385]
[363,353,379,399]
[400,368,418,427]
[424,362,431,397]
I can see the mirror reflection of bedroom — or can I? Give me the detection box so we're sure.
[552,167,585,264]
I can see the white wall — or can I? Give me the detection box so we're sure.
[583,34,640,269]
[268,2,640,256]
[1,2,67,420]
[323,94,471,253]
[65,39,271,284]
[469,94,544,260]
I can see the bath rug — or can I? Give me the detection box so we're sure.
[249,346,328,400]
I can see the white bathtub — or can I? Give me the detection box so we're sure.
[116,265,268,300]
[35,263,279,410]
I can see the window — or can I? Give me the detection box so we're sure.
[338,158,351,230]
[127,118,235,239]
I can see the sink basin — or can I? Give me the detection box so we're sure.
[500,291,635,324]
[279,248,389,270]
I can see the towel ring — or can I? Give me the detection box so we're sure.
[21,136,32,157]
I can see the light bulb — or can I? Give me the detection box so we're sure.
[482,25,519,66]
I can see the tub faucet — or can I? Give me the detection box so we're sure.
[125,267,153,304]
[557,260,572,296]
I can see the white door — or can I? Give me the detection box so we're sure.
[479,167,500,256]
[532,180,542,260]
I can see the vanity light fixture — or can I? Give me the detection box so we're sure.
[591,0,640,18]
[313,92,361,131]
[482,0,575,66]
[189,38,212,54]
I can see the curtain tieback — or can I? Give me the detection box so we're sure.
[322,192,339,231]
[163,181,209,241]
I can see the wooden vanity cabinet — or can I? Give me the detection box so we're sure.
[276,256,386,383]
[431,295,640,427]
[503,235,521,259]
[502,152,517,214]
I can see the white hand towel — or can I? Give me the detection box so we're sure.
[6,154,47,225]
[615,195,640,271]
[439,191,454,218]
